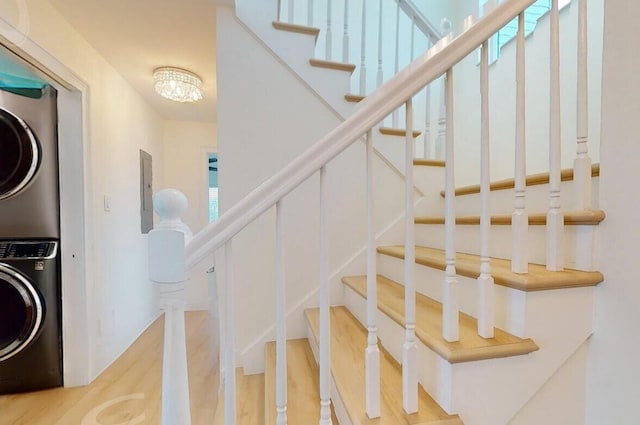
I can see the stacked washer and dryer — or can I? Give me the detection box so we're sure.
[0,84,63,394]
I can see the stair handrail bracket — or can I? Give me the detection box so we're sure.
[186,0,539,268]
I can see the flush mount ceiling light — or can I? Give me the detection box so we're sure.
[153,67,203,103]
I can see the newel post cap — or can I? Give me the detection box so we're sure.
[153,188,193,239]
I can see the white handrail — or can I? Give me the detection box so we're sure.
[395,0,441,44]
[185,0,539,269]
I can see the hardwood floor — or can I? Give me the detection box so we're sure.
[0,311,220,425]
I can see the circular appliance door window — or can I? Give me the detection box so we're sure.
[0,108,39,200]
[0,264,43,362]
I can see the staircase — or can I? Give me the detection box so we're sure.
[197,0,603,424]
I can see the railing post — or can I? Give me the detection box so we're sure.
[148,189,193,425]
[574,0,591,210]
[443,68,459,342]
[275,200,288,425]
[326,0,333,60]
[423,42,432,159]
[436,76,446,160]
[288,0,294,24]
[365,129,381,419]
[402,98,418,414]
[308,0,314,27]
[360,0,367,96]
[224,240,237,425]
[319,166,332,425]
[343,0,350,63]
[376,0,383,89]
[392,2,401,128]
[547,0,564,271]
[478,41,495,338]
[512,11,528,274]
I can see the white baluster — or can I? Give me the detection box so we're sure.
[288,0,294,23]
[547,0,564,271]
[574,0,591,210]
[319,166,332,425]
[308,0,314,27]
[225,240,237,425]
[326,0,333,60]
[275,200,287,425]
[277,0,282,21]
[376,0,383,88]
[402,98,418,414]
[148,190,193,425]
[478,41,494,339]
[343,0,349,63]
[392,2,401,128]
[365,129,381,419]
[512,11,528,274]
[424,40,432,160]
[435,76,446,160]
[360,0,367,96]
[443,69,459,342]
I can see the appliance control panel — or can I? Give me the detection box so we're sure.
[0,241,58,260]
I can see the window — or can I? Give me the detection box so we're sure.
[481,0,571,60]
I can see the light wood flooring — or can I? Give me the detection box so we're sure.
[0,311,219,425]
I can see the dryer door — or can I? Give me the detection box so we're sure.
[0,264,44,362]
[0,108,39,200]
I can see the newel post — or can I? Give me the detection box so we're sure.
[149,188,193,425]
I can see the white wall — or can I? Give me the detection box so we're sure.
[216,5,408,364]
[163,120,217,308]
[0,0,166,379]
[586,1,640,423]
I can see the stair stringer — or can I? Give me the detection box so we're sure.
[506,338,590,425]
[343,273,594,425]
[233,0,431,188]
[235,0,356,119]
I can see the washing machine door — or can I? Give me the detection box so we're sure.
[0,264,44,362]
[0,108,39,200]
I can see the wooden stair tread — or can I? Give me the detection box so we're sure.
[309,58,356,73]
[272,21,321,37]
[213,368,264,425]
[380,127,422,138]
[377,245,604,292]
[306,306,464,425]
[345,93,366,103]
[342,275,539,363]
[415,210,606,226]
[414,159,445,167]
[441,163,600,197]
[265,339,338,424]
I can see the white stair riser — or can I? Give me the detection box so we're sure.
[415,223,598,271]
[343,282,595,425]
[378,253,529,336]
[414,165,446,210]
[447,178,600,216]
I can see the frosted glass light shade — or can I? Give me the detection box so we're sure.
[153,67,203,103]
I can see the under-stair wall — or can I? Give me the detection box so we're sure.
[216,6,411,372]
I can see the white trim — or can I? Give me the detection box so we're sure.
[0,20,92,386]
